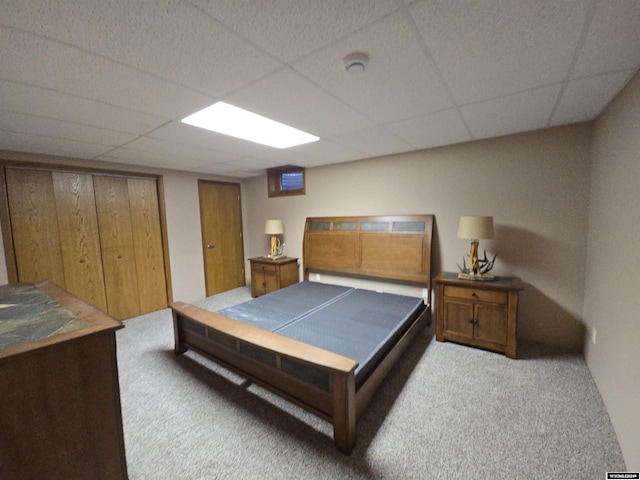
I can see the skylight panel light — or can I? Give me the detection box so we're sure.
[181,102,319,149]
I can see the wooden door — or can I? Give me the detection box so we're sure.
[127,178,168,313]
[52,172,108,311]
[5,169,66,287]
[198,181,245,296]
[94,176,141,320]
[474,303,507,347]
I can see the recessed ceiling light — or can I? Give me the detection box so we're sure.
[181,102,319,149]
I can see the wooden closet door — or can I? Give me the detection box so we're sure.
[52,172,108,312]
[5,169,66,287]
[127,178,167,314]
[94,176,141,320]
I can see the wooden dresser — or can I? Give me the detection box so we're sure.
[435,272,523,358]
[249,257,299,297]
[0,281,128,479]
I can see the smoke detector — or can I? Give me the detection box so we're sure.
[343,52,369,75]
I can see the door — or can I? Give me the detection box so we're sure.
[5,169,66,287]
[52,172,108,311]
[198,181,245,296]
[94,176,141,320]
[127,178,168,313]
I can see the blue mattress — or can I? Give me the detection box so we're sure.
[218,281,425,387]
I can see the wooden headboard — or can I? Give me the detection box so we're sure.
[303,215,434,301]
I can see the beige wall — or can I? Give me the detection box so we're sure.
[0,151,240,303]
[242,123,593,351]
[584,70,640,470]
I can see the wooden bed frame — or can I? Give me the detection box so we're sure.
[171,214,433,453]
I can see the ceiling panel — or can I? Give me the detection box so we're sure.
[551,70,636,125]
[222,67,374,137]
[462,85,562,140]
[409,0,590,105]
[386,109,472,150]
[292,11,453,124]
[0,80,166,134]
[190,0,400,63]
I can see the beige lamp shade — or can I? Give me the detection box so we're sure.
[264,219,284,235]
[457,216,494,240]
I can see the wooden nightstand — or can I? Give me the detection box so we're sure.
[249,257,299,297]
[435,272,523,358]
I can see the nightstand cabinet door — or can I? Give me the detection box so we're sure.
[443,300,475,341]
[474,303,508,348]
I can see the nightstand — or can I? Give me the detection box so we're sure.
[249,257,299,297]
[435,272,523,358]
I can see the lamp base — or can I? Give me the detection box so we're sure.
[458,272,495,281]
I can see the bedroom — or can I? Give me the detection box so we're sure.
[0,1,639,476]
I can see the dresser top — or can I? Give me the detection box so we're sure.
[0,281,122,359]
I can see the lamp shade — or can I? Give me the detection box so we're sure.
[264,219,284,235]
[457,216,494,240]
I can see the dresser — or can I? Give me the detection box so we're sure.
[0,281,128,479]
[249,257,299,297]
[435,272,523,358]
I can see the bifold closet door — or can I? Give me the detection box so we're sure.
[51,172,108,312]
[127,177,167,314]
[5,169,66,288]
[94,176,141,320]
[5,168,168,320]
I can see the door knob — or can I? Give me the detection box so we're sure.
[207,244,215,249]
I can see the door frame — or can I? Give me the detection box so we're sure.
[0,160,173,304]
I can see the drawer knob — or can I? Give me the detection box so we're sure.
[471,292,478,297]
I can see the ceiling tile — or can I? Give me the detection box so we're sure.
[0,80,165,134]
[572,0,640,78]
[147,122,273,157]
[551,70,635,125]
[461,85,562,140]
[290,139,369,164]
[329,126,414,157]
[386,108,472,149]
[0,111,138,146]
[0,130,114,158]
[0,28,215,118]
[409,0,590,105]
[293,11,452,124]
[222,67,373,137]
[123,136,238,164]
[191,0,400,63]
[97,147,217,171]
[0,0,281,96]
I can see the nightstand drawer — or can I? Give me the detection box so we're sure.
[258,263,277,273]
[444,285,508,304]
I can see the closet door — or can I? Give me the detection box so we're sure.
[94,176,141,320]
[5,169,65,287]
[127,178,167,313]
[52,172,108,311]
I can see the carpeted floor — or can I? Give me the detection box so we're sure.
[116,286,625,479]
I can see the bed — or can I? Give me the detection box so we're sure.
[171,214,434,453]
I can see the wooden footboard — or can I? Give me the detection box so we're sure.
[171,301,359,453]
[171,300,430,453]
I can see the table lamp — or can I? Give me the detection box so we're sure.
[457,215,496,280]
[264,219,284,259]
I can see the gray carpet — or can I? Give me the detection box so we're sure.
[116,286,625,479]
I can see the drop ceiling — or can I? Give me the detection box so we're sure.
[1,1,639,178]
